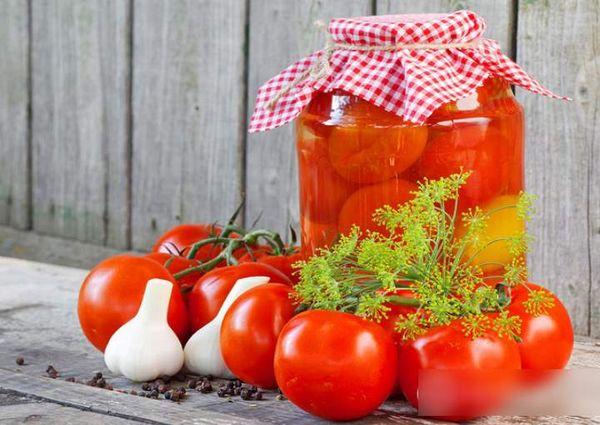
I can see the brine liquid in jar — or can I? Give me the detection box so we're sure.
[296,78,524,273]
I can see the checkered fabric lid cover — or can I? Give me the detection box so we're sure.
[248,10,565,133]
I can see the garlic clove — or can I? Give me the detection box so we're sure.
[184,276,270,377]
[104,278,184,382]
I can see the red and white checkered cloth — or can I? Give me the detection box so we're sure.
[249,10,566,133]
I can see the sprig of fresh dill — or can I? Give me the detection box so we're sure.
[294,172,547,341]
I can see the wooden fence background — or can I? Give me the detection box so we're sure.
[0,0,598,336]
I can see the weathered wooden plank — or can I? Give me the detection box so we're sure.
[376,0,516,57]
[131,0,246,251]
[516,0,598,335]
[0,371,259,425]
[245,0,373,239]
[0,225,127,269]
[0,0,30,230]
[31,0,130,249]
[0,392,140,424]
[580,6,600,337]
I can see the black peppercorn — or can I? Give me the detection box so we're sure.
[240,388,252,400]
[16,356,25,366]
[255,391,263,401]
[46,365,58,379]
[197,380,213,393]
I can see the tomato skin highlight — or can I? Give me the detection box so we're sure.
[221,284,296,389]
[152,223,223,261]
[508,283,574,370]
[338,178,417,236]
[78,255,189,352]
[274,310,397,421]
[397,319,521,417]
[186,262,292,333]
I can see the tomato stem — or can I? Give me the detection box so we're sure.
[174,228,288,280]
[388,295,421,307]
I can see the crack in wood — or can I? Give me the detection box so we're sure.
[0,387,164,425]
[0,304,48,319]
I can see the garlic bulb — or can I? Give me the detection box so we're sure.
[184,276,270,377]
[104,278,184,382]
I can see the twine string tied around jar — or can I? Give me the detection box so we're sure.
[265,20,481,111]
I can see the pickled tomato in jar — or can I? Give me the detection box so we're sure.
[296,78,524,262]
[249,11,562,269]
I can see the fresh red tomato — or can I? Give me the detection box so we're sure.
[397,319,521,417]
[508,283,573,370]
[274,310,397,421]
[416,121,507,211]
[144,252,202,290]
[338,178,417,236]
[238,248,303,284]
[78,255,189,352]
[327,100,428,184]
[221,284,296,388]
[152,223,224,261]
[186,262,292,333]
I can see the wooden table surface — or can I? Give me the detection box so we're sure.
[0,256,599,425]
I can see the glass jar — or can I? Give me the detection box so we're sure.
[296,77,524,272]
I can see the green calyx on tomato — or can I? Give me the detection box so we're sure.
[294,172,543,342]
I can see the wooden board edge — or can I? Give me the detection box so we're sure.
[0,368,262,425]
[0,225,133,270]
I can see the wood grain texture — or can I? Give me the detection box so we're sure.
[377,0,516,57]
[580,6,600,337]
[31,0,131,249]
[0,257,598,424]
[245,0,373,239]
[516,0,599,335]
[0,394,140,424]
[0,0,30,230]
[131,0,246,250]
[0,225,127,269]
